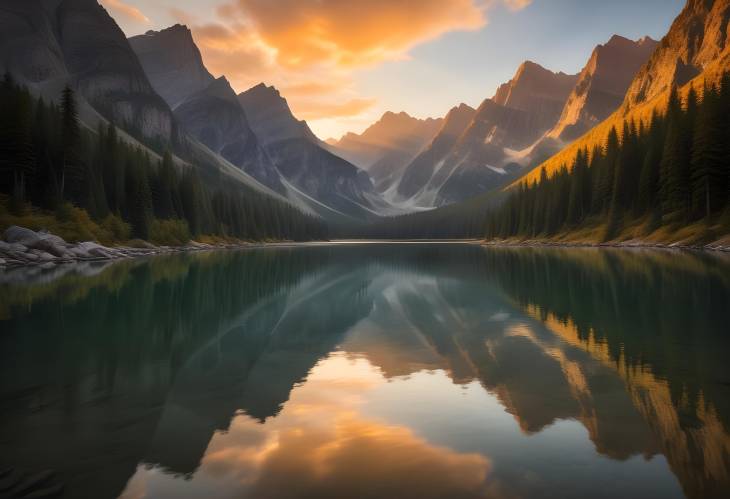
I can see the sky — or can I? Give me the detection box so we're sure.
[103,0,685,140]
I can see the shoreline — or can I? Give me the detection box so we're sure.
[480,238,730,253]
[0,225,322,270]
[3,229,730,271]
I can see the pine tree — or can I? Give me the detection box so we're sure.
[125,154,153,239]
[691,83,725,219]
[660,86,692,220]
[60,85,86,205]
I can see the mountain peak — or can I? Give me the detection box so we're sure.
[546,32,658,142]
[129,24,213,108]
[493,60,578,111]
[623,0,730,109]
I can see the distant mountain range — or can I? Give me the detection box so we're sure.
[516,0,730,186]
[2,0,718,224]
[330,34,656,208]
[130,25,382,222]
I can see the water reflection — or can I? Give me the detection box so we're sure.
[1,245,729,498]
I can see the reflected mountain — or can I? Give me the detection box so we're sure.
[1,245,729,498]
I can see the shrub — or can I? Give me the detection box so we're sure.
[148,219,191,246]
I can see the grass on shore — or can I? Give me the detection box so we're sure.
[0,196,271,248]
[487,213,730,248]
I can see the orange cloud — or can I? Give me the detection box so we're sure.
[224,0,486,69]
[169,0,523,135]
[100,0,150,24]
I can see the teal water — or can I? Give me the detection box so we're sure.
[1,244,729,499]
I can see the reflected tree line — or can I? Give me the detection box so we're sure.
[1,246,729,498]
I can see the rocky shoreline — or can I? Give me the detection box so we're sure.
[0,226,259,270]
[481,238,730,252]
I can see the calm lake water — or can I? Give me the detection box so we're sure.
[1,243,729,499]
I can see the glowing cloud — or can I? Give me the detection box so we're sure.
[100,0,150,25]
[502,0,533,11]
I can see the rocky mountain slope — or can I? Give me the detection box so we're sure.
[0,0,177,143]
[546,35,658,142]
[516,0,730,186]
[394,103,477,206]
[390,63,577,207]
[129,25,283,192]
[328,112,443,191]
[130,25,383,221]
[238,84,382,221]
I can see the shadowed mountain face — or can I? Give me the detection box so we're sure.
[328,111,443,192]
[2,245,729,499]
[238,84,381,221]
[129,26,283,192]
[129,25,383,221]
[0,0,176,143]
[395,103,477,206]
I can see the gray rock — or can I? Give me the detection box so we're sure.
[3,226,69,257]
[0,241,28,253]
[76,241,123,259]
[0,258,5,266]
[3,226,38,244]
[32,250,57,262]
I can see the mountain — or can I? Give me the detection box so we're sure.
[0,0,176,143]
[129,25,282,191]
[328,111,443,191]
[238,84,381,221]
[516,0,730,186]
[623,0,730,110]
[392,63,577,207]
[130,25,382,221]
[394,103,476,206]
[546,35,658,142]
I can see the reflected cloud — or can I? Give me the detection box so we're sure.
[123,353,492,499]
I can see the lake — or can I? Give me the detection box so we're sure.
[1,243,729,499]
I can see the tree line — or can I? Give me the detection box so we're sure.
[0,74,326,242]
[486,73,730,240]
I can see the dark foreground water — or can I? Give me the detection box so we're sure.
[1,243,729,499]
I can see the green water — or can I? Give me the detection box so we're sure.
[1,244,729,499]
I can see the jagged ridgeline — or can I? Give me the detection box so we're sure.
[488,78,730,241]
[0,78,327,243]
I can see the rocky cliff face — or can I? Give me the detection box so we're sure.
[0,0,177,143]
[330,111,443,191]
[128,24,214,109]
[513,0,730,187]
[490,61,579,143]
[548,35,658,142]
[129,26,282,191]
[393,63,577,207]
[623,0,730,110]
[395,103,476,204]
[238,84,380,221]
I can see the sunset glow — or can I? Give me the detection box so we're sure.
[102,0,683,139]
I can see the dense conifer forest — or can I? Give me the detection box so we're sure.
[0,74,327,243]
[352,74,730,242]
[485,75,730,241]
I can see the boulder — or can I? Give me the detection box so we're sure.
[76,241,119,259]
[3,226,70,257]
[29,250,56,262]
[3,226,39,244]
